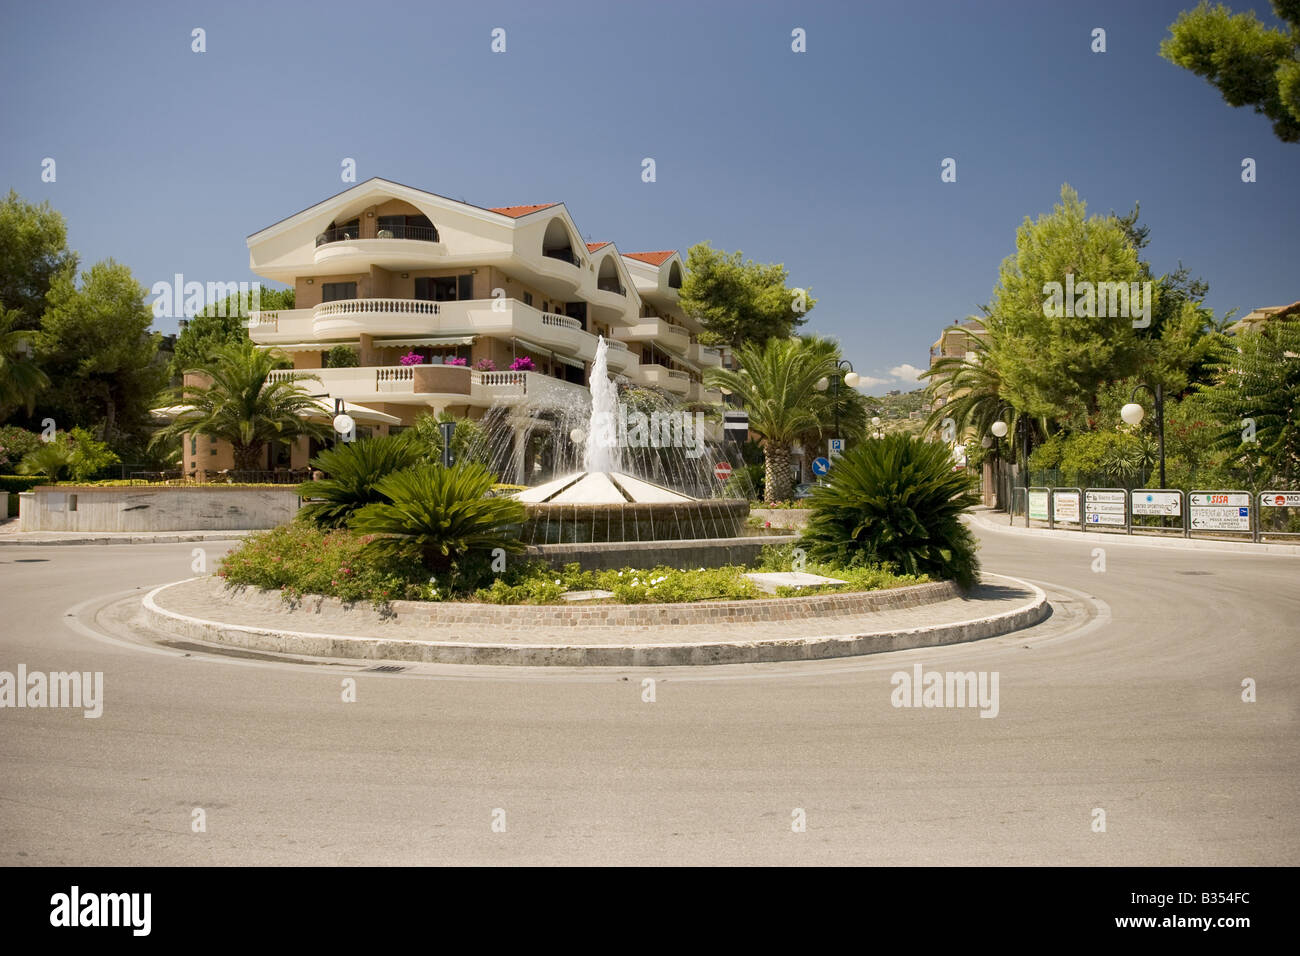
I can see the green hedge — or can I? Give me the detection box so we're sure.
[0,475,45,494]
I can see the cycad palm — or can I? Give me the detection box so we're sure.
[351,462,527,572]
[151,340,331,471]
[704,337,838,502]
[298,434,422,528]
[0,309,49,415]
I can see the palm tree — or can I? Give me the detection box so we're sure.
[0,308,49,415]
[151,339,331,471]
[704,337,837,502]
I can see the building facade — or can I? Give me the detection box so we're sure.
[182,178,723,476]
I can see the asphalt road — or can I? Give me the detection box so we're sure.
[0,524,1296,865]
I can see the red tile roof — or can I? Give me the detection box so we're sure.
[488,203,559,218]
[623,250,676,266]
[586,242,610,252]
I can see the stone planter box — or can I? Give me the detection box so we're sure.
[750,508,813,530]
[18,485,302,532]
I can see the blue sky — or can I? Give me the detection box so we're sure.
[2,0,1296,393]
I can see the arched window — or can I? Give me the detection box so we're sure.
[668,261,683,289]
[596,257,624,295]
[542,218,579,266]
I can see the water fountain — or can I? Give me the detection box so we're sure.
[510,337,750,544]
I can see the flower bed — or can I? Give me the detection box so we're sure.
[217,525,928,606]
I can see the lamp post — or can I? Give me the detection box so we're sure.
[814,360,861,440]
[1120,383,1166,489]
[990,405,1029,492]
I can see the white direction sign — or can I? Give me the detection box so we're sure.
[1189,492,1251,531]
[1085,489,1126,525]
[1261,491,1300,508]
[1131,490,1181,516]
[1028,490,1049,521]
[1053,490,1081,524]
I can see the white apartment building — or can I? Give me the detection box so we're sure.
[182,178,723,475]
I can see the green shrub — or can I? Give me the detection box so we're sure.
[0,426,42,474]
[351,462,527,574]
[0,474,45,494]
[298,434,423,528]
[218,524,433,604]
[14,428,119,483]
[800,433,981,589]
[324,344,359,368]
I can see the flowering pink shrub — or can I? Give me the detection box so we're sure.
[399,352,424,367]
[473,358,496,372]
[445,356,468,366]
[509,355,535,372]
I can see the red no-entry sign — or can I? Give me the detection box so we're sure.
[714,461,733,481]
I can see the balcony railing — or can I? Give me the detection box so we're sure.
[596,281,626,295]
[540,312,582,331]
[315,225,360,246]
[604,339,629,351]
[543,248,580,267]
[247,312,279,331]
[374,224,437,242]
[376,367,414,389]
[315,298,441,318]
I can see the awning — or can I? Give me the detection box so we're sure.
[512,337,586,370]
[150,399,401,427]
[374,335,475,348]
[255,341,358,351]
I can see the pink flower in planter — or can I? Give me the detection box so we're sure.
[445,356,468,366]
[473,358,496,372]
[399,352,424,367]
[509,355,535,372]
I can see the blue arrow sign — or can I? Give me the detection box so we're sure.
[812,456,831,476]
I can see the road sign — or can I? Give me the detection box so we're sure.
[723,410,749,444]
[713,461,733,481]
[1132,490,1181,516]
[1028,490,1049,521]
[1189,491,1250,531]
[811,456,830,477]
[1085,489,1126,525]
[828,438,846,458]
[1053,490,1081,524]
[1261,491,1300,508]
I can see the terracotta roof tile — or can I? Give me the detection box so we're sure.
[623,250,677,266]
[586,242,610,252]
[488,203,559,218]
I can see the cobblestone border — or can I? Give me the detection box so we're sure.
[140,574,1048,667]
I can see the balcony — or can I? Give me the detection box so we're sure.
[613,318,690,355]
[636,364,690,396]
[688,342,723,367]
[266,365,589,409]
[312,227,446,268]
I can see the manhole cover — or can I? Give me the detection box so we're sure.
[362,664,409,673]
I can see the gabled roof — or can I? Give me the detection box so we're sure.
[586,242,610,252]
[488,203,560,218]
[622,250,677,266]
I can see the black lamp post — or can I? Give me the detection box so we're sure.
[990,405,1029,489]
[1121,383,1166,488]
[815,360,861,442]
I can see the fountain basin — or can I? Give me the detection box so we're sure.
[522,499,750,544]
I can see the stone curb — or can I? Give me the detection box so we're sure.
[967,510,1300,556]
[140,574,1049,667]
[0,531,253,546]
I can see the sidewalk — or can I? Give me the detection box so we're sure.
[967,507,1300,556]
[142,572,1049,667]
[0,520,251,546]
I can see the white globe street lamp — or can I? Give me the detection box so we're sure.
[569,427,586,444]
[843,371,861,388]
[333,413,355,437]
[990,420,1008,438]
[815,377,829,392]
[1120,402,1145,426]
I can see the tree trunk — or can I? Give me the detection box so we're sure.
[764,441,793,504]
[233,442,264,472]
